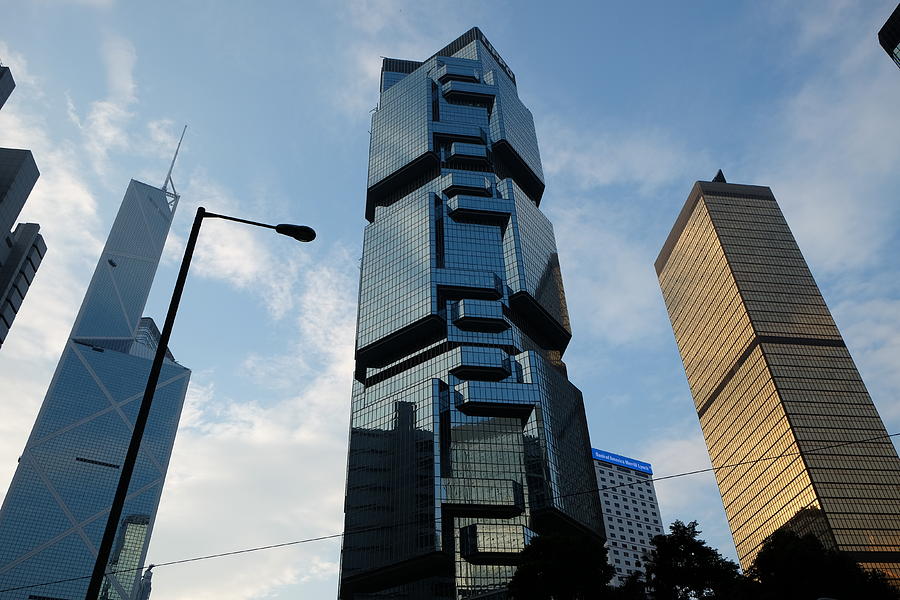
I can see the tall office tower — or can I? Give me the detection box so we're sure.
[0,178,190,600]
[592,449,663,586]
[879,2,900,70]
[340,28,603,599]
[655,171,900,583]
[0,63,46,349]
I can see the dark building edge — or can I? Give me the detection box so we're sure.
[0,65,14,111]
[878,3,900,65]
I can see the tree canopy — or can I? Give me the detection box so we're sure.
[507,531,615,599]
[749,528,899,600]
[507,520,898,600]
[643,520,755,600]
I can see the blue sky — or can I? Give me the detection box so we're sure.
[1,1,899,598]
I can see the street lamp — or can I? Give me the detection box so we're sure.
[85,206,316,599]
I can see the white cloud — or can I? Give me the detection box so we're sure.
[147,252,358,599]
[549,199,665,345]
[174,170,314,319]
[0,43,41,93]
[535,115,710,347]
[146,118,182,161]
[641,427,714,516]
[538,117,705,196]
[640,426,738,560]
[752,2,900,274]
[67,34,138,180]
[329,1,473,117]
[767,0,858,55]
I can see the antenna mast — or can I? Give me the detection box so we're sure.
[162,125,187,209]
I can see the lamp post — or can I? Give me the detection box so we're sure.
[85,206,316,599]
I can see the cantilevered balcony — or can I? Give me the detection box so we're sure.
[451,299,509,332]
[447,195,512,227]
[449,142,489,163]
[453,380,538,421]
[442,80,497,106]
[443,478,524,518]
[435,270,504,300]
[435,63,479,84]
[448,346,511,380]
[442,172,492,198]
[460,523,533,565]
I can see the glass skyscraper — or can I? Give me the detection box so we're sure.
[339,28,603,599]
[0,179,190,599]
[0,64,46,349]
[655,171,900,583]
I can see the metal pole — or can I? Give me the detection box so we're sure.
[85,207,207,599]
[204,211,276,230]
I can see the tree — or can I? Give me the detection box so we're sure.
[644,520,756,600]
[749,529,899,600]
[508,532,615,599]
[609,571,648,600]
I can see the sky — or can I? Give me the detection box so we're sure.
[1,0,899,598]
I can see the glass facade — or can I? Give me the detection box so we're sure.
[340,28,603,599]
[0,65,45,349]
[592,450,663,586]
[655,176,900,583]
[0,180,190,600]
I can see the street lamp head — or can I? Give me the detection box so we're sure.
[275,223,316,243]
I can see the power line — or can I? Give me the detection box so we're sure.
[594,429,900,495]
[1,430,898,596]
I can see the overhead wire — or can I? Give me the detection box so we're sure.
[1,430,898,596]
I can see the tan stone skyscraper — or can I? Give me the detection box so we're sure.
[655,171,900,582]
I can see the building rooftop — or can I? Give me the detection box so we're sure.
[381,26,516,85]
[591,448,653,475]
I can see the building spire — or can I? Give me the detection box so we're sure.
[712,169,727,183]
[162,125,187,203]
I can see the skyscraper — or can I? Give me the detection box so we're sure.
[655,171,900,582]
[878,2,900,70]
[592,449,662,586]
[0,178,190,599]
[0,63,46,349]
[339,28,603,599]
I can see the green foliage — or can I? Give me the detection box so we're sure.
[609,571,648,600]
[507,532,615,600]
[508,520,899,600]
[644,520,757,600]
[749,529,899,600]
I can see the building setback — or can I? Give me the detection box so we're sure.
[879,2,900,70]
[0,178,190,599]
[339,27,603,599]
[0,63,46,349]
[655,171,900,583]
[592,449,663,586]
